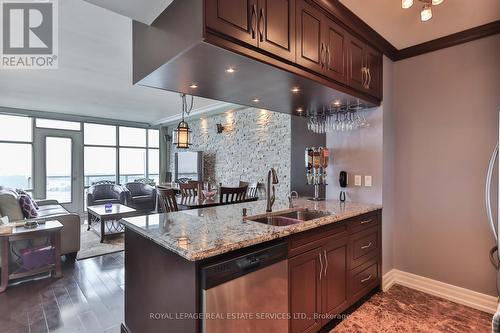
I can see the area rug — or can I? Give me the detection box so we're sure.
[77,223,124,260]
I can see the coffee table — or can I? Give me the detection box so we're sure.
[87,204,138,243]
[0,220,63,293]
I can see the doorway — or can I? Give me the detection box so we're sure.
[33,128,84,214]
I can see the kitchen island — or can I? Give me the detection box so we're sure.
[120,199,382,333]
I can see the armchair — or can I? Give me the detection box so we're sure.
[124,182,157,212]
[87,184,126,207]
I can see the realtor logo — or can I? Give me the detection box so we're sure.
[0,0,58,69]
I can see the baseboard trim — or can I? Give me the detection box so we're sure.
[382,269,498,314]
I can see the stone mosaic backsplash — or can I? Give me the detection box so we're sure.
[169,108,291,200]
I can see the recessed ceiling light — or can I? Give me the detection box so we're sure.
[291,87,300,93]
[333,100,341,106]
[189,83,198,89]
[296,107,303,113]
[225,67,236,73]
[252,98,260,103]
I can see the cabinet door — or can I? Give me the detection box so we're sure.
[347,35,365,91]
[289,248,323,333]
[321,237,349,324]
[258,0,295,62]
[296,0,324,74]
[365,45,382,99]
[323,19,346,83]
[206,0,258,47]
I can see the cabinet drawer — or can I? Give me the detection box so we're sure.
[348,211,380,234]
[350,226,380,269]
[289,222,347,257]
[349,258,380,304]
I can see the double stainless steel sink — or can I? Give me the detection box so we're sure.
[248,209,332,227]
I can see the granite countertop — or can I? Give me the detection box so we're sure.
[120,198,382,261]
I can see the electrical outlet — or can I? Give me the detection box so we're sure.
[365,175,372,187]
[354,175,362,186]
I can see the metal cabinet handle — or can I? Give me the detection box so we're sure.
[361,242,372,250]
[360,219,373,225]
[326,46,331,69]
[258,8,264,42]
[250,4,257,39]
[320,43,325,69]
[367,68,372,88]
[318,252,323,281]
[361,274,372,283]
[323,250,328,277]
[361,67,367,88]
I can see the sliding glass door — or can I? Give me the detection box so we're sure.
[33,128,84,213]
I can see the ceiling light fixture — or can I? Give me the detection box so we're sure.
[291,87,300,93]
[189,83,198,89]
[296,107,303,113]
[172,93,193,149]
[402,0,442,22]
[401,0,413,9]
[225,67,236,73]
[252,98,260,103]
[420,3,432,21]
[333,100,341,106]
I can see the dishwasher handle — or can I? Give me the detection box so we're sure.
[236,252,269,271]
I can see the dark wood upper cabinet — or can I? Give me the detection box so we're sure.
[289,247,323,333]
[321,236,349,324]
[206,0,258,47]
[365,45,382,99]
[323,19,346,83]
[296,0,323,74]
[258,0,296,62]
[347,35,365,92]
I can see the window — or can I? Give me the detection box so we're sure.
[0,114,32,142]
[36,119,81,131]
[119,127,146,147]
[84,123,116,146]
[0,143,32,189]
[84,147,117,186]
[119,148,146,184]
[0,115,33,190]
[148,148,160,184]
[148,129,160,148]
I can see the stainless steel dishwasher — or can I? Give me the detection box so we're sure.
[201,242,289,333]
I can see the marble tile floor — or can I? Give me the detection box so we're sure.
[0,251,492,333]
[331,284,492,333]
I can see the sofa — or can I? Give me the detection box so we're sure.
[124,182,157,212]
[0,188,81,264]
[87,183,126,207]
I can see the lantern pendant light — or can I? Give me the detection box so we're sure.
[173,93,193,149]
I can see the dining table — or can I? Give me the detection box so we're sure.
[176,195,259,210]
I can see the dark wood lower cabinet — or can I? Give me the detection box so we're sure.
[322,236,349,325]
[289,210,382,333]
[289,248,323,333]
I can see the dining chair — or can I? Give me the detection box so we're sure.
[219,186,248,204]
[239,181,259,199]
[157,188,179,213]
[180,182,199,197]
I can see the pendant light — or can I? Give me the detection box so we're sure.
[172,93,193,149]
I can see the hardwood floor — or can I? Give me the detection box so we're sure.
[0,252,124,333]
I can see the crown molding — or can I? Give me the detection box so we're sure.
[396,20,500,61]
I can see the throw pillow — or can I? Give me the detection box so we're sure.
[19,194,39,219]
[15,189,38,209]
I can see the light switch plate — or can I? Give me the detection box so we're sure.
[365,175,372,187]
[354,175,362,186]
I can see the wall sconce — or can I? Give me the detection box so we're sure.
[216,123,225,134]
